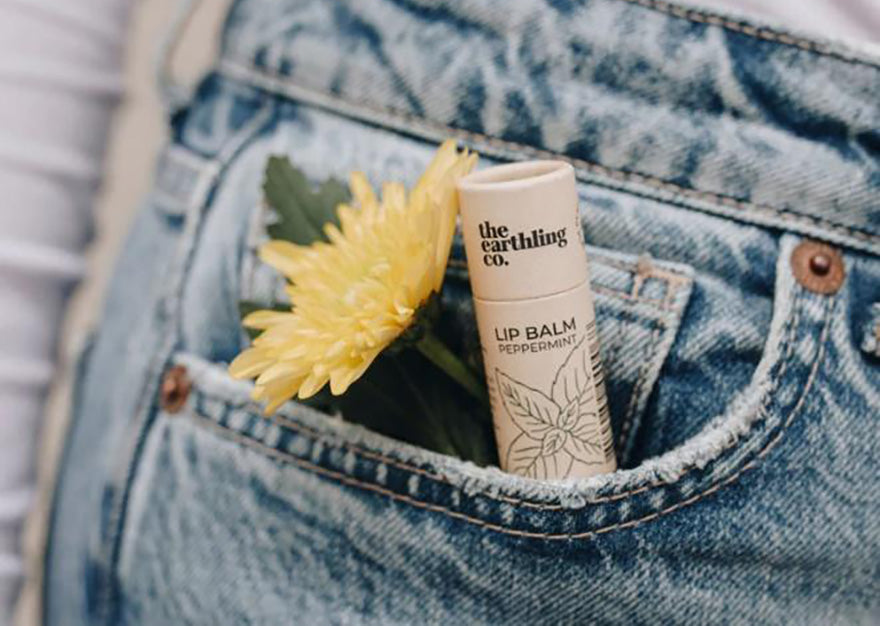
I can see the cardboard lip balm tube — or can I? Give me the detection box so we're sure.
[457,161,617,480]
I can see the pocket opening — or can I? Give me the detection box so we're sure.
[163,110,824,537]
[171,238,825,540]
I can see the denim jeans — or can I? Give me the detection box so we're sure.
[44,0,880,624]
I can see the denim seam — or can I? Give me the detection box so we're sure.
[616,324,663,457]
[619,0,879,68]
[218,60,880,253]
[449,252,691,276]
[448,257,691,311]
[187,412,598,540]
[250,260,681,311]
[613,276,688,457]
[97,150,221,619]
[188,293,830,539]
[663,274,686,310]
[244,259,681,320]
[187,289,830,531]
[97,105,277,623]
[592,285,677,312]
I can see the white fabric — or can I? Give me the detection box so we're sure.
[0,1,131,621]
[0,0,875,622]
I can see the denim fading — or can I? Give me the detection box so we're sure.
[44,0,879,624]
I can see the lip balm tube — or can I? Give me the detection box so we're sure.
[457,161,616,480]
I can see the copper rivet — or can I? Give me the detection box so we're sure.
[808,253,831,276]
[160,365,191,413]
[791,241,845,295]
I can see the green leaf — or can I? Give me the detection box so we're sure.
[317,178,350,221]
[237,299,337,412]
[334,348,496,466]
[262,156,349,245]
[242,159,498,465]
[238,299,289,317]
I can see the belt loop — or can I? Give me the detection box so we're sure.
[151,146,218,218]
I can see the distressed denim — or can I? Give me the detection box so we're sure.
[45,0,879,624]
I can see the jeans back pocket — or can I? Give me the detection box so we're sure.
[52,68,874,624]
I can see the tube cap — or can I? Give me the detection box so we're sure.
[457,161,587,301]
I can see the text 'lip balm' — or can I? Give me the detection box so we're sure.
[457,161,616,480]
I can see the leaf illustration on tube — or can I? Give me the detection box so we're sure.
[558,397,580,431]
[495,370,558,441]
[563,416,603,464]
[550,336,593,413]
[499,335,608,478]
[541,428,568,456]
[550,336,604,463]
[508,433,573,480]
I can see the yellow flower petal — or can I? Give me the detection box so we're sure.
[349,172,376,209]
[242,310,294,329]
[298,371,329,399]
[259,240,306,278]
[228,349,274,379]
[258,378,304,415]
[229,142,477,413]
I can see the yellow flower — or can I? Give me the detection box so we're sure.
[229,140,477,413]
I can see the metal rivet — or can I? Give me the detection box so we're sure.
[791,241,845,295]
[808,253,832,276]
[160,365,191,413]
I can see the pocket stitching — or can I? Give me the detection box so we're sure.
[188,293,831,540]
[624,0,875,67]
[186,291,833,534]
[591,285,676,311]
[219,61,880,252]
[614,274,691,459]
[447,256,692,313]
[616,324,663,458]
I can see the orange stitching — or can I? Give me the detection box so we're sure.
[220,61,879,250]
[190,413,568,539]
[450,264,684,311]
[459,132,877,245]
[663,276,681,310]
[592,285,675,311]
[194,288,827,527]
[196,284,808,514]
[189,295,832,540]
[224,401,650,511]
[622,0,879,68]
[450,255,691,311]
[768,288,802,392]
[616,325,663,455]
[223,286,799,509]
[449,249,693,284]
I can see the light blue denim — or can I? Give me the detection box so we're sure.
[45,0,880,624]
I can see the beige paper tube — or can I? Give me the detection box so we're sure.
[457,161,616,479]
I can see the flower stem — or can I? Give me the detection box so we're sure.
[416,331,488,405]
